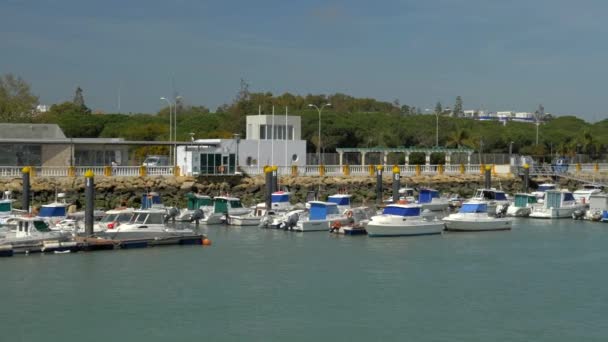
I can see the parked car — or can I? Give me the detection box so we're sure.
[142,155,169,167]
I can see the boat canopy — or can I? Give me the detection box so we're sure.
[418,189,439,204]
[141,193,162,209]
[271,192,290,203]
[383,205,421,216]
[0,201,11,213]
[327,195,351,206]
[309,202,339,220]
[476,189,507,201]
[514,194,537,207]
[538,184,556,192]
[39,205,66,217]
[187,193,212,210]
[460,203,488,213]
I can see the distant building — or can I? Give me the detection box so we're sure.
[177,114,307,175]
[35,104,49,113]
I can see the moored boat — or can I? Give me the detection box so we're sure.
[443,200,512,231]
[506,193,538,217]
[529,190,585,219]
[583,193,608,221]
[417,188,449,212]
[294,201,344,232]
[366,204,445,237]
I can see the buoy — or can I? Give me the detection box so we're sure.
[202,238,212,246]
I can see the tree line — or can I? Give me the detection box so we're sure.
[0,74,606,160]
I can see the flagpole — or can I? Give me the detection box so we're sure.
[285,106,288,168]
[257,105,261,173]
[271,106,275,166]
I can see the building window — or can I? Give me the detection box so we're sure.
[292,154,298,162]
[246,156,253,166]
[259,125,266,139]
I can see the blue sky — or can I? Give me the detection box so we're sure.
[1,0,607,121]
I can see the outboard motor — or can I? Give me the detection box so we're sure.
[165,207,180,223]
[190,209,205,224]
[284,211,299,231]
[572,209,585,220]
[496,204,508,218]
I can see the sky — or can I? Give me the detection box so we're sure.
[1,0,607,121]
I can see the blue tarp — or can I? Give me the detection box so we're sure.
[418,189,439,203]
[383,205,421,216]
[271,193,290,203]
[327,195,351,206]
[39,205,66,217]
[460,203,487,213]
[141,193,162,209]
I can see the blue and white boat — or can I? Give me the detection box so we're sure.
[584,193,608,221]
[443,200,512,231]
[472,188,510,215]
[38,193,69,228]
[366,204,445,237]
[529,190,585,219]
[327,194,352,212]
[294,201,344,232]
[417,188,449,212]
[531,183,558,203]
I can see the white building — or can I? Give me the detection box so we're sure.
[177,115,307,175]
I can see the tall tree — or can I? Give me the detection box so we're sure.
[0,74,39,122]
[434,101,442,115]
[72,86,90,113]
[453,96,463,117]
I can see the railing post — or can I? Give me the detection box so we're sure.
[460,163,465,175]
[29,166,35,178]
[595,163,599,173]
[368,165,374,177]
[343,164,350,176]
[480,164,485,175]
[68,166,76,177]
[139,165,147,177]
[291,165,298,176]
[576,163,581,173]
[492,164,497,176]
[174,165,181,176]
[437,164,444,175]
[103,166,112,177]
[415,164,421,176]
[319,164,325,177]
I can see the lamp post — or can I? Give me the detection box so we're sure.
[233,133,241,174]
[308,103,331,165]
[160,97,172,164]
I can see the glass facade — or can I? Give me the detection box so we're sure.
[259,125,293,140]
[200,153,236,174]
[0,144,41,166]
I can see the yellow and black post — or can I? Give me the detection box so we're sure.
[84,169,95,236]
[376,165,383,206]
[22,167,31,213]
[484,165,492,189]
[392,165,400,203]
[264,166,273,210]
[523,163,530,193]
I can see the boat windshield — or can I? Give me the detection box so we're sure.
[229,200,243,208]
[117,213,134,222]
[145,213,165,225]
[134,213,148,224]
[460,203,487,213]
[100,214,118,223]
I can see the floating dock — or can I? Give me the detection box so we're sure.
[0,234,210,257]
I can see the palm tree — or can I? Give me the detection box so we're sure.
[446,128,471,148]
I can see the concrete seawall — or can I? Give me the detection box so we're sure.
[0,173,582,211]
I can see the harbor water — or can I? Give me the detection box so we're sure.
[2,219,608,341]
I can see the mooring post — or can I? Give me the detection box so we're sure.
[392,165,400,203]
[484,165,492,189]
[85,169,95,236]
[523,164,530,193]
[376,165,383,206]
[22,167,31,213]
[264,166,272,211]
[272,165,279,192]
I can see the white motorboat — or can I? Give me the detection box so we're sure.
[573,184,603,205]
[443,200,512,231]
[584,193,608,221]
[208,196,251,225]
[471,188,510,215]
[95,208,135,232]
[417,188,449,212]
[0,217,71,247]
[531,183,558,203]
[366,204,445,237]
[0,191,14,218]
[100,208,194,240]
[228,210,262,226]
[327,193,353,213]
[506,193,538,217]
[176,193,213,222]
[329,207,376,235]
[37,193,70,228]
[294,201,345,232]
[529,190,585,219]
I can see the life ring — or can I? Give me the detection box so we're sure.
[218,165,225,173]
[346,210,353,218]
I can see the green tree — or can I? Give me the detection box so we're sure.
[453,96,463,117]
[446,128,471,148]
[72,86,90,113]
[0,74,39,122]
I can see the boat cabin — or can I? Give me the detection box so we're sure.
[213,197,244,214]
[0,191,13,216]
[187,193,213,210]
[418,189,440,204]
[544,190,575,209]
[327,194,352,206]
[271,191,292,210]
[309,201,340,220]
[460,202,488,213]
[129,210,166,226]
[382,204,421,216]
[537,183,557,192]
[513,194,537,208]
[399,188,415,197]
[474,189,508,201]
[588,194,608,212]
[39,204,67,218]
[15,218,51,237]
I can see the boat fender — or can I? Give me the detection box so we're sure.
[346,210,353,219]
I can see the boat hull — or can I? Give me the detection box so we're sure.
[366,221,445,237]
[529,206,584,219]
[228,215,261,226]
[294,219,331,232]
[506,206,531,217]
[443,217,512,231]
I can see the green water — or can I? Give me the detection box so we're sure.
[2,219,608,341]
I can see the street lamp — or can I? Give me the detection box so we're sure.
[233,133,241,174]
[173,95,183,166]
[160,97,172,164]
[308,103,331,165]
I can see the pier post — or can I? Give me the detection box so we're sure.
[392,165,400,203]
[85,169,95,236]
[264,166,272,210]
[376,165,383,206]
[272,165,278,192]
[523,164,529,193]
[484,165,492,189]
[22,167,31,213]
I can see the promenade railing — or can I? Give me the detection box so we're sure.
[0,163,606,178]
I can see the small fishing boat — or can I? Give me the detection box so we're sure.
[99,208,194,240]
[531,183,558,203]
[573,184,603,205]
[0,217,71,247]
[366,204,445,237]
[443,200,512,231]
[37,192,70,228]
[95,208,135,232]
[294,201,345,232]
[176,193,213,222]
[417,188,449,212]
[583,193,608,222]
[529,190,585,219]
[506,193,538,217]
[471,188,510,216]
[329,207,376,235]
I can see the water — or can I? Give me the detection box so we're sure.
[2,219,608,341]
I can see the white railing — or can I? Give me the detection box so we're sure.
[0,163,606,178]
